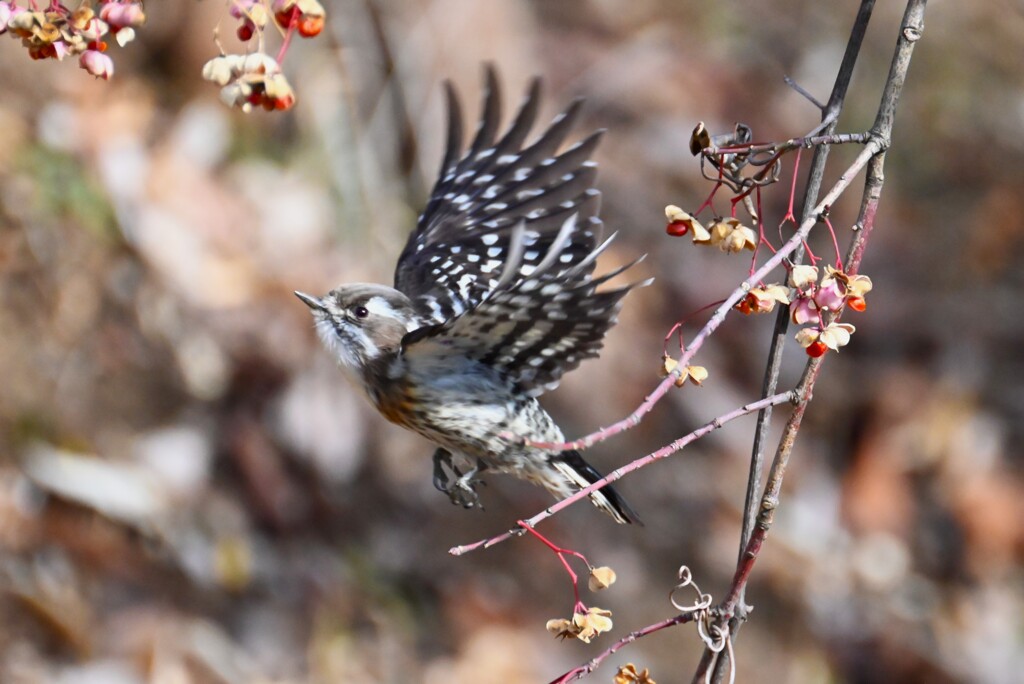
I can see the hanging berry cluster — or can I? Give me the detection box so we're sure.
[201,0,326,113]
[0,0,145,80]
[0,1,328,112]
[664,121,874,360]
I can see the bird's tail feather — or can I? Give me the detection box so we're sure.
[550,450,641,525]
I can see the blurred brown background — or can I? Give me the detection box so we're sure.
[0,1,1021,682]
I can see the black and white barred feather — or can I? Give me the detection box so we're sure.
[394,65,610,327]
[398,66,650,395]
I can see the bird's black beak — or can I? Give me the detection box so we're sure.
[294,291,325,311]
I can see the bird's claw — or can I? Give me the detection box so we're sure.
[448,477,483,510]
[452,463,487,509]
[431,450,487,510]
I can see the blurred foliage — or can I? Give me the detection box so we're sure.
[0,1,1021,683]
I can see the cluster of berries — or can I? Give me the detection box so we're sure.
[231,0,323,42]
[0,0,144,79]
[736,263,871,357]
[664,205,873,358]
[203,0,326,112]
[786,264,871,357]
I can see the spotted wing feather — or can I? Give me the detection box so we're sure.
[404,214,650,396]
[394,66,606,326]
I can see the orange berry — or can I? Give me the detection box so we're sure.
[666,220,689,237]
[847,296,866,312]
[735,297,753,315]
[806,340,828,358]
[297,14,324,37]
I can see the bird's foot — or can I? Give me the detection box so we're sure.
[434,454,488,510]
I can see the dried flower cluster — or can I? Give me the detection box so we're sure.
[204,0,327,113]
[661,355,708,388]
[0,0,144,80]
[587,565,616,591]
[665,205,757,253]
[202,52,295,112]
[614,663,657,684]
[546,606,614,644]
[545,566,618,644]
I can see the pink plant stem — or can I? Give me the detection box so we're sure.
[693,166,726,216]
[661,298,726,357]
[450,391,795,556]
[755,187,775,248]
[784,147,802,220]
[518,521,590,604]
[822,214,844,270]
[275,6,299,63]
[512,140,880,455]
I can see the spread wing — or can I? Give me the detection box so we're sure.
[403,217,651,396]
[394,65,605,325]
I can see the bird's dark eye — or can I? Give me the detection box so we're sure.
[353,306,370,319]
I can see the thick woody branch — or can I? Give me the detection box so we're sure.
[700,4,926,681]
[728,0,877,660]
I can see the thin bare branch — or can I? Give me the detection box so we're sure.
[450,392,796,556]
[708,130,870,156]
[783,75,825,110]
[549,613,698,684]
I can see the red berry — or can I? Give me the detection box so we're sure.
[847,296,866,312]
[666,220,689,237]
[237,23,254,41]
[297,15,324,37]
[735,296,754,315]
[275,9,296,28]
[806,340,828,358]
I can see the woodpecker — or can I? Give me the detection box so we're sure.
[296,67,648,524]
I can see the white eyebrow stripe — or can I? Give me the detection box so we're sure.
[364,296,400,319]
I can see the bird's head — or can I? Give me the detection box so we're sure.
[295,284,421,375]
